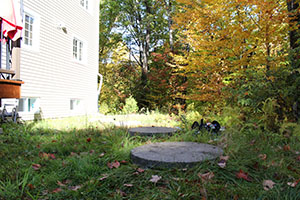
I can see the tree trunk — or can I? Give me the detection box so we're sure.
[287,0,300,121]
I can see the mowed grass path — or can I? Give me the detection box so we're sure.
[0,115,299,199]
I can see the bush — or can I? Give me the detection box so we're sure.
[122,96,139,114]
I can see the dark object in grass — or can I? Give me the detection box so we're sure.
[192,119,221,134]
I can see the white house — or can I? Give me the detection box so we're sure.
[1,0,100,120]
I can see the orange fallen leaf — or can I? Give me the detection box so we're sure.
[236,169,252,182]
[27,184,34,190]
[283,145,290,151]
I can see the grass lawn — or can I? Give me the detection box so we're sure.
[0,114,299,199]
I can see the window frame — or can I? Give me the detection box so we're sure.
[18,97,41,113]
[22,8,40,52]
[72,36,86,64]
[80,0,89,10]
[70,99,82,112]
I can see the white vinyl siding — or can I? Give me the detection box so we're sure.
[19,0,99,120]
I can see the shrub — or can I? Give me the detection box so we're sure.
[122,96,139,114]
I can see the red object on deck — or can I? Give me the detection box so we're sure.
[0,0,23,41]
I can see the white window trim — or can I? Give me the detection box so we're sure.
[80,0,89,11]
[22,7,40,52]
[72,35,87,65]
[18,97,41,114]
[70,99,83,112]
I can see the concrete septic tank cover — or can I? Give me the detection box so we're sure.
[130,142,223,168]
[129,126,177,137]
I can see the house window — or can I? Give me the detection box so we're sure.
[73,37,84,62]
[24,14,34,46]
[80,0,89,10]
[22,8,40,51]
[18,98,40,113]
[70,99,81,111]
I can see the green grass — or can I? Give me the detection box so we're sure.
[0,114,299,199]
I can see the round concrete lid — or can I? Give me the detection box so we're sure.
[128,127,177,136]
[130,142,223,168]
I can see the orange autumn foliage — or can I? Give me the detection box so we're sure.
[173,0,294,102]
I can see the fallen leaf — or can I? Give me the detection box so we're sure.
[200,187,207,199]
[52,140,57,143]
[283,145,290,151]
[172,177,184,181]
[218,160,227,168]
[287,178,300,187]
[150,175,162,183]
[49,153,56,159]
[70,152,78,156]
[86,137,91,143]
[218,156,229,168]
[236,169,252,182]
[120,160,127,164]
[112,161,120,168]
[220,155,229,161]
[250,139,256,145]
[198,172,215,182]
[98,174,109,181]
[32,164,41,171]
[259,154,267,160]
[116,189,127,197]
[57,181,66,187]
[263,180,276,191]
[64,179,72,184]
[137,168,145,173]
[99,152,105,157]
[52,188,62,193]
[69,185,82,191]
[41,190,49,196]
[124,183,133,187]
[107,162,113,169]
[27,184,34,190]
[89,150,95,154]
